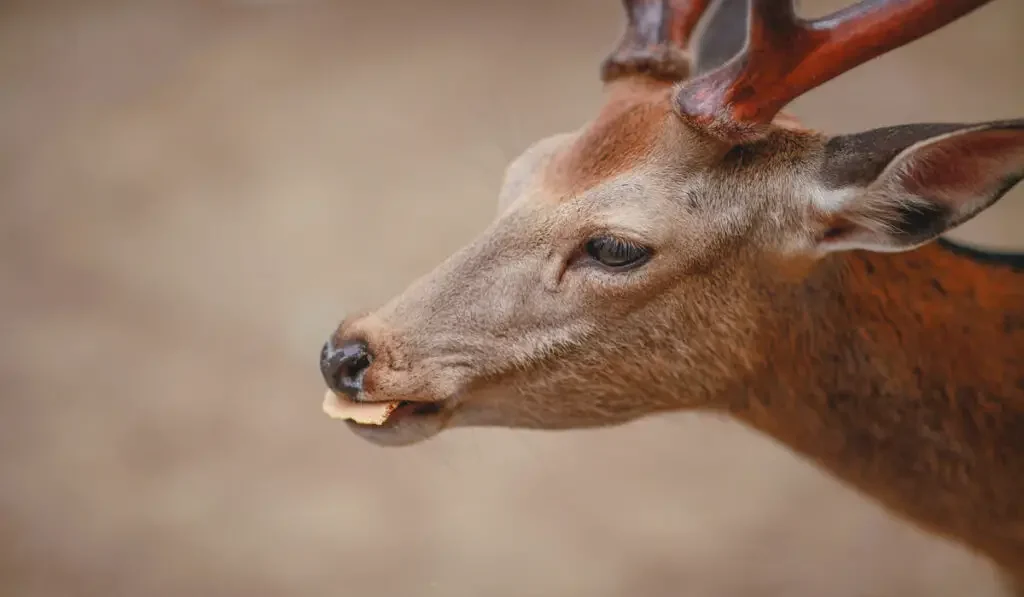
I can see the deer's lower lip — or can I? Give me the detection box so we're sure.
[347,399,445,428]
[341,396,453,447]
[393,400,444,420]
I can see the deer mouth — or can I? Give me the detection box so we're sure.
[378,400,445,426]
[322,390,446,428]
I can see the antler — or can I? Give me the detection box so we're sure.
[676,0,996,129]
[601,0,716,82]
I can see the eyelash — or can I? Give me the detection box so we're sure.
[582,235,652,270]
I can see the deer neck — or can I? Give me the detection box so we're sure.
[733,239,1024,573]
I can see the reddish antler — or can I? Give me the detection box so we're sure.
[601,0,716,82]
[676,0,996,127]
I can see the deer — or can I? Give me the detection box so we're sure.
[318,0,1024,588]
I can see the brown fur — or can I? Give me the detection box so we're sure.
[546,80,674,195]
[323,0,1024,587]
[327,85,1024,589]
[740,243,1024,575]
[327,86,1024,583]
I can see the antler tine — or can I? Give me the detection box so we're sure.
[601,0,716,83]
[676,0,996,132]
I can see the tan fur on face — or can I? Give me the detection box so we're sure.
[332,81,832,445]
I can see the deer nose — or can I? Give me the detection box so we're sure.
[320,338,373,397]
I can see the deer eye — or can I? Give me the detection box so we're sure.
[583,236,651,269]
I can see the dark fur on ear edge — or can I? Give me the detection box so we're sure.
[821,123,977,190]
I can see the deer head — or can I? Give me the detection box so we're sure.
[320,0,1024,447]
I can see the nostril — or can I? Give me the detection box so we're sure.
[320,338,373,397]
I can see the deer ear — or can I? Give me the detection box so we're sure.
[811,119,1024,253]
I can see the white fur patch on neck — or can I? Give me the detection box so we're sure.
[804,181,938,254]
[808,183,861,214]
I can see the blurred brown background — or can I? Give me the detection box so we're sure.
[1,0,1022,595]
